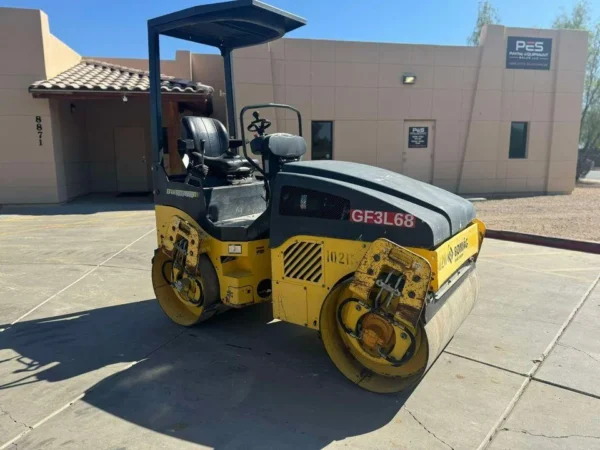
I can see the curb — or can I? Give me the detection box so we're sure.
[486,229,600,254]
[579,178,600,185]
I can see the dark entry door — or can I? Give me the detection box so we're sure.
[114,127,149,192]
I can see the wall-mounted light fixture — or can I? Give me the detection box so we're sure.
[402,73,416,85]
[122,95,128,103]
[70,103,76,113]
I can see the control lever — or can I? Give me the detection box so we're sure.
[192,139,207,177]
[197,139,205,169]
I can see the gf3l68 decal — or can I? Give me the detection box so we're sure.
[350,209,416,228]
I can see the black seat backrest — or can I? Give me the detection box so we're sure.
[181,117,229,157]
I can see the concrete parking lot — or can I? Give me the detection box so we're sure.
[1,199,599,450]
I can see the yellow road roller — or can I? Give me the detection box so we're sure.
[147,0,485,393]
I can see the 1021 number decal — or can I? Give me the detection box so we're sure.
[350,210,416,228]
[326,251,353,265]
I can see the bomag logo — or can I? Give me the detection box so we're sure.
[439,237,469,271]
[453,238,469,258]
[515,40,544,52]
[439,245,453,271]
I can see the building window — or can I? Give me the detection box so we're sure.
[509,122,528,159]
[311,121,333,160]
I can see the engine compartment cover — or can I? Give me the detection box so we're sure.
[282,161,475,236]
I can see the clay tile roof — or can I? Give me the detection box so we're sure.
[29,59,213,95]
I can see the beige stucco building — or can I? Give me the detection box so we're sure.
[0,6,588,204]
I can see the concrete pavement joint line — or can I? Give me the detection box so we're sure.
[477,270,600,450]
[0,262,151,272]
[101,264,151,272]
[443,351,528,377]
[5,227,156,328]
[481,251,565,258]
[478,258,593,282]
[530,377,600,401]
[0,394,84,450]
[498,428,600,441]
[476,377,530,450]
[470,311,568,327]
[405,407,454,450]
[0,329,186,450]
[546,267,600,272]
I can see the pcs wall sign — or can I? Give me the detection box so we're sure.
[408,127,428,148]
[506,36,552,70]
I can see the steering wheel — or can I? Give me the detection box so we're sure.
[247,111,271,136]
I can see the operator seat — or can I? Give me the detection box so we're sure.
[180,117,258,177]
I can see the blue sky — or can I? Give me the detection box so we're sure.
[5,0,599,59]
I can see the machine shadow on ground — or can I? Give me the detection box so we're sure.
[0,195,153,216]
[0,300,412,448]
[0,300,171,391]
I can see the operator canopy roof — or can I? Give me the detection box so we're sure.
[148,0,306,50]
